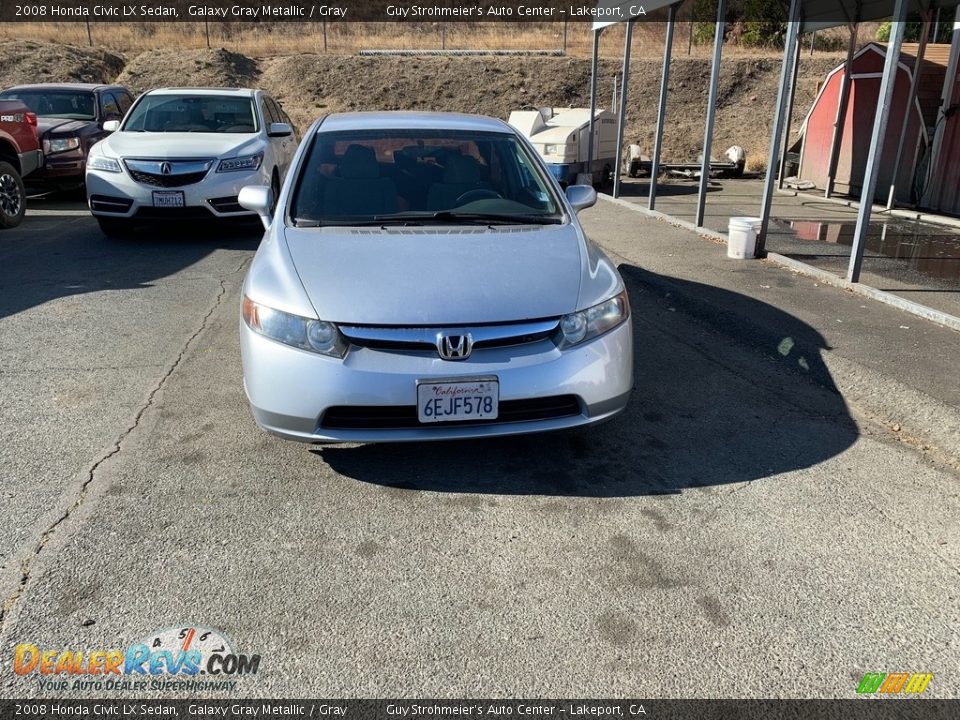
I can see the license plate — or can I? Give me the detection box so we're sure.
[152,191,184,208]
[417,377,499,423]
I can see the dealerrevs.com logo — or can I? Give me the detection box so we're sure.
[14,625,260,692]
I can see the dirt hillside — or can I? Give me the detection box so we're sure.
[1,41,845,165]
[0,41,124,86]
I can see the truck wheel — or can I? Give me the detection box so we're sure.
[0,162,26,229]
[97,217,134,238]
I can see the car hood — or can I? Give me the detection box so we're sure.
[283,224,583,325]
[99,131,260,159]
[38,118,92,136]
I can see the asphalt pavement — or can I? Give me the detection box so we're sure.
[0,199,957,698]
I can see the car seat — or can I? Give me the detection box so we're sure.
[426,155,491,210]
[322,145,398,217]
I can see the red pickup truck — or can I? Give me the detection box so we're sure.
[0,99,42,228]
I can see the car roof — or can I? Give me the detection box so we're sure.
[2,83,120,92]
[317,112,512,134]
[146,87,259,97]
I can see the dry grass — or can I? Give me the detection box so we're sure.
[0,21,876,60]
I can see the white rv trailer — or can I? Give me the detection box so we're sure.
[508,107,618,187]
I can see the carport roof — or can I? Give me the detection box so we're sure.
[594,0,960,32]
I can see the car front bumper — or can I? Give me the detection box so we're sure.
[86,163,268,219]
[240,319,634,443]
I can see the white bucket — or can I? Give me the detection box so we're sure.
[727,216,762,259]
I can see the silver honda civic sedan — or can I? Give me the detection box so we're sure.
[238,111,633,442]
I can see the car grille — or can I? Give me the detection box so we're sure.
[133,206,216,220]
[127,169,209,188]
[320,395,581,430]
[123,158,214,188]
[339,319,559,354]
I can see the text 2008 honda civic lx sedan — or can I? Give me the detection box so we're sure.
[239,111,633,442]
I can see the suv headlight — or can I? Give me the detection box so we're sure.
[555,291,630,350]
[87,155,121,173]
[242,296,347,358]
[217,152,263,173]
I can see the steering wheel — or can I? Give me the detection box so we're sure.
[454,188,502,205]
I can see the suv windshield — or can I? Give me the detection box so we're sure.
[0,90,95,120]
[290,129,563,226]
[122,94,258,133]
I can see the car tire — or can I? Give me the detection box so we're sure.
[96,217,134,238]
[0,161,27,229]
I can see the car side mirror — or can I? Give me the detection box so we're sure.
[268,122,292,138]
[239,185,274,229]
[102,120,121,132]
[566,184,597,213]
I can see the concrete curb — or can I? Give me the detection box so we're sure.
[597,193,960,463]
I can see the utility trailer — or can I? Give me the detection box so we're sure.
[625,144,747,179]
[508,107,618,188]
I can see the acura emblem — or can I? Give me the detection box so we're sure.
[160,162,172,175]
[437,333,473,361]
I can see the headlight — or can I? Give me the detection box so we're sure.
[217,152,263,173]
[543,144,561,155]
[555,290,630,350]
[242,296,347,358]
[87,155,121,173]
[47,137,80,154]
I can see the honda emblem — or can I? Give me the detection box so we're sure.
[437,333,473,361]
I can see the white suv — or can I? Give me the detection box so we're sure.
[86,87,297,236]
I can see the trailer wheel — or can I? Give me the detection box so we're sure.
[601,164,613,188]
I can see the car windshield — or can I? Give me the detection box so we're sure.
[0,90,95,120]
[290,129,563,226]
[122,94,258,133]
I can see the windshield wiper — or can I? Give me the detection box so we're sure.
[373,211,561,226]
[432,211,561,225]
[291,217,424,228]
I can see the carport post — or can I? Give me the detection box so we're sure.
[587,28,602,180]
[777,33,802,190]
[848,0,908,283]
[613,20,635,198]
[694,0,727,228]
[886,16,930,210]
[825,25,858,198]
[649,3,679,211]
[756,0,801,255]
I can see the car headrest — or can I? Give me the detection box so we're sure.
[443,155,481,184]
[338,144,379,179]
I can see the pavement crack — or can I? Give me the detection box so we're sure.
[0,259,248,632]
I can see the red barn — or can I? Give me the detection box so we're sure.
[798,42,950,206]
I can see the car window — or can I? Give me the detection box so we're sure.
[116,92,133,115]
[260,98,279,126]
[100,92,120,119]
[267,98,288,129]
[123,94,258,133]
[0,90,95,120]
[290,129,561,225]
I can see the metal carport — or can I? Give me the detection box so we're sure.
[588,0,960,283]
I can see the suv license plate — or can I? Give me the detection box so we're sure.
[152,191,185,208]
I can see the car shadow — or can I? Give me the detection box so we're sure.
[0,200,262,321]
[316,266,860,497]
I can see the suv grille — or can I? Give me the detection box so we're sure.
[127,169,209,188]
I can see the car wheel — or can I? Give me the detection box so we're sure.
[96,217,134,238]
[0,162,27,229]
